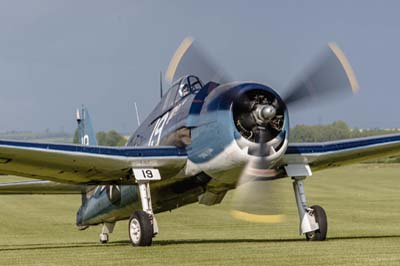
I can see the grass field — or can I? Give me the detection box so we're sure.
[0,164,399,265]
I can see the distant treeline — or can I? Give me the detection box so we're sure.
[73,130,127,146]
[83,120,398,147]
[0,130,72,141]
[289,121,400,163]
[289,120,399,142]
[4,120,400,152]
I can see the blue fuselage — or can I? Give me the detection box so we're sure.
[77,77,289,226]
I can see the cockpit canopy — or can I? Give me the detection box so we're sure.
[175,75,204,98]
[162,75,204,110]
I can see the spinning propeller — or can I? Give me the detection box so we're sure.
[166,37,359,223]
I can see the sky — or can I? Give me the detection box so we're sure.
[0,0,399,133]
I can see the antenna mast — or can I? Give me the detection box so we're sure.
[160,71,163,99]
[134,102,141,127]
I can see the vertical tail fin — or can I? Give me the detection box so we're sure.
[76,106,97,146]
[76,106,98,216]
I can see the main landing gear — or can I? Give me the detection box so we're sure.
[97,169,160,246]
[286,165,328,241]
[98,180,157,246]
[128,180,158,246]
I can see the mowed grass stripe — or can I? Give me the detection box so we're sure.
[0,164,399,265]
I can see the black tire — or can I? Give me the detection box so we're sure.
[128,210,154,246]
[306,205,327,241]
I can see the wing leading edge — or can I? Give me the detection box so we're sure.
[284,134,400,171]
[0,139,187,185]
[1,133,397,185]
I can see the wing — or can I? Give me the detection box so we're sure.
[284,134,400,171]
[0,180,85,194]
[0,140,187,184]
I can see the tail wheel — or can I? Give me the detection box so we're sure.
[306,205,328,241]
[128,210,154,246]
[99,233,109,244]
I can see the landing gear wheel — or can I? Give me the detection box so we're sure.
[306,205,328,241]
[128,210,154,246]
[99,233,109,244]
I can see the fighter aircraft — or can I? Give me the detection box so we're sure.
[0,37,399,247]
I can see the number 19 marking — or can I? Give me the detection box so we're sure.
[133,169,161,181]
[141,169,154,178]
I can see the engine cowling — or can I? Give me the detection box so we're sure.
[187,82,289,181]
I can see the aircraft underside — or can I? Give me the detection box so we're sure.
[77,172,211,227]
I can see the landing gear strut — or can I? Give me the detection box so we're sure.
[286,165,328,241]
[128,179,159,246]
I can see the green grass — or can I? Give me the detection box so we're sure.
[0,164,400,265]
